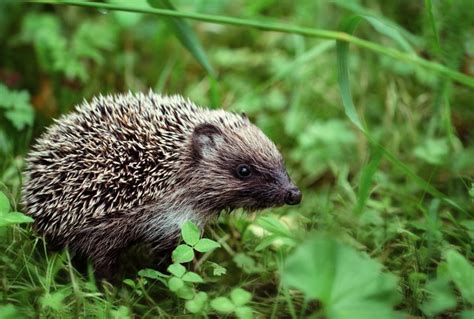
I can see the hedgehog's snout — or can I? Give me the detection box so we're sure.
[285,186,302,205]
[275,171,302,206]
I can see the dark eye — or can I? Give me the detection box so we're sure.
[236,164,251,179]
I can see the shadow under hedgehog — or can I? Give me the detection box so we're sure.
[22,92,301,279]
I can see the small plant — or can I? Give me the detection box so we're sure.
[421,249,474,317]
[0,191,33,228]
[0,83,34,131]
[253,215,298,251]
[172,220,221,263]
[137,221,220,300]
[18,13,117,82]
[136,221,255,317]
[210,288,253,319]
[0,192,34,316]
[283,236,402,319]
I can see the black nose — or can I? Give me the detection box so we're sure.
[285,187,302,205]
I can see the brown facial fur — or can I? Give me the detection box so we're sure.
[185,121,295,212]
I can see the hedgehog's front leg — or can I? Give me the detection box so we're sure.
[73,213,140,280]
[89,247,121,280]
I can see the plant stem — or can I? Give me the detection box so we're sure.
[27,0,474,90]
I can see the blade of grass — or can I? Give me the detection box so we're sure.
[240,40,335,107]
[336,16,365,131]
[270,280,283,319]
[336,15,468,215]
[154,57,176,92]
[283,285,298,319]
[27,0,474,90]
[424,0,456,146]
[354,145,383,216]
[147,0,216,77]
[425,0,441,55]
[363,15,414,53]
[208,76,221,108]
[266,40,335,90]
[331,0,421,47]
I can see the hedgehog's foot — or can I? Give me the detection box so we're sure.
[91,251,120,281]
[72,218,137,282]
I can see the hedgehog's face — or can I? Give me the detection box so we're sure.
[190,120,301,212]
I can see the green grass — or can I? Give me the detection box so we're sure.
[1,0,473,318]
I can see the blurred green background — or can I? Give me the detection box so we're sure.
[0,0,473,318]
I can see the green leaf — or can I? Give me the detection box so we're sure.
[19,13,117,83]
[0,84,34,130]
[254,234,279,251]
[5,103,35,130]
[210,297,235,313]
[168,277,184,292]
[421,277,457,316]
[461,220,474,241]
[147,0,215,77]
[294,119,357,180]
[40,291,67,311]
[175,285,194,300]
[461,310,474,319]
[167,263,186,278]
[413,138,449,165]
[445,249,474,303]
[0,211,34,228]
[110,306,131,319]
[0,84,31,110]
[233,253,262,274]
[172,244,195,263]
[0,304,19,319]
[194,238,221,253]
[109,0,148,28]
[235,306,254,319]
[73,22,117,63]
[283,236,402,319]
[185,298,204,314]
[182,271,204,283]
[196,291,208,302]
[0,192,10,213]
[256,216,292,238]
[185,292,208,313]
[122,279,136,289]
[230,288,252,306]
[181,221,200,246]
[209,262,227,276]
[138,268,168,279]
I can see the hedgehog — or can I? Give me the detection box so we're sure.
[22,92,301,277]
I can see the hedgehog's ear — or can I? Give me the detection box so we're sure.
[192,123,223,160]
